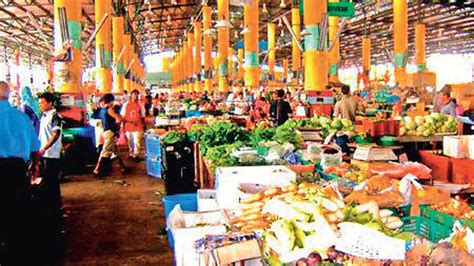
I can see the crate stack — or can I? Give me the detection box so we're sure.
[145,133,163,178]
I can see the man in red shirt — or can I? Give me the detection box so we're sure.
[120,90,146,161]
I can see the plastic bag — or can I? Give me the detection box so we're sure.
[371,162,432,180]
[282,151,301,165]
[320,145,342,169]
[399,174,423,204]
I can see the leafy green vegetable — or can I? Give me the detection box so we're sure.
[188,123,208,142]
[198,121,248,154]
[249,127,276,147]
[272,125,304,149]
[162,131,187,145]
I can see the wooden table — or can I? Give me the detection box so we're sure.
[396,135,446,143]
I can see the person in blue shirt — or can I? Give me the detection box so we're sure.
[0,81,40,265]
[19,86,41,135]
[439,90,457,117]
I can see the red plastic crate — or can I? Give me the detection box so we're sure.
[419,150,451,182]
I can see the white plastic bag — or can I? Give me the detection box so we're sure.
[399,174,423,204]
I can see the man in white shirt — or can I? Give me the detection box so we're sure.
[38,92,63,233]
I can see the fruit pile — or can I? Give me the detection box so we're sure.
[398,113,457,136]
[322,162,372,183]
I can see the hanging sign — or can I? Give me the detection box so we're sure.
[327,2,355,17]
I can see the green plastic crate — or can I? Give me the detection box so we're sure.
[419,204,474,230]
[401,216,452,243]
[256,146,270,157]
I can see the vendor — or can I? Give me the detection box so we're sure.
[439,89,457,117]
[333,84,363,121]
[270,89,292,126]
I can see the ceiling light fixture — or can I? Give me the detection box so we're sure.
[278,18,283,27]
[234,31,238,38]
[280,30,285,37]
[215,16,233,28]
[300,28,311,36]
[203,28,215,35]
[262,3,268,13]
[240,27,250,35]
[280,0,286,8]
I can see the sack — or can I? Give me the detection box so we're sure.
[320,145,342,169]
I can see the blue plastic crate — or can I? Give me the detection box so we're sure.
[163,193,197,248]
[146,154,162,178]
[145,134,162,157]
[185,110,203,118]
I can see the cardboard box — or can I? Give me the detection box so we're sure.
[443,135,474,159]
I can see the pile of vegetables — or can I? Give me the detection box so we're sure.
[373,87,392,103]
[204,142,245,169]
[196,121,248,154]
[161,130,187,146]
[398,113,457,136]
[249,124,276,147]
[272,124,305,150]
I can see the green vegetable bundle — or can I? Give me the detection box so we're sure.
[249,127,276,147]
[162,131,187,145]
[272,124,304,149]
[198,121,248,154]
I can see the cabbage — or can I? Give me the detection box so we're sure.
[406,121,417,130]
[341,118,352,128]
[331,119,343,130]
[404,116,413,123]
[414,116,425,126]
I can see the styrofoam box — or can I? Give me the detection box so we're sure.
[215,165,296,210]
[469,137,474,160]
[443,135,474,159]
[197,189,219,212]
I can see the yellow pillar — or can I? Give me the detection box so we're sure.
[328,0,340,83]
[415,22,426,72]
[187,32,194,92]
[237,48,244,83]
[304,0,328,91]
[194,22,202,92]
[228,48,234,86]
[213,55,219,90]
[203,6,213,92]
[53,0,82,93]
[362,37,371,74]
[292,8,301,85]
[393,0,408,86]
[123,34,131,93]
[283,59,288,83]
[112,16,124,94]
[95,0,112,93]
[217,0,229,92]
[268,23,276,90]
[244,0,259,89]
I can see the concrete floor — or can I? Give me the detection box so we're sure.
[61,156,174,265]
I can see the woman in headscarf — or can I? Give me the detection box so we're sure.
[20,86,41,134]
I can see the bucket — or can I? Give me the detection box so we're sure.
[162,193,197,248]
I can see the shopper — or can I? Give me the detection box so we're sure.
[270,89,292,126]
[121,89,146,161]
[439,90,457,117]
[38,92,63,259]
[0,81,40,265]
[19,86,41,134]
[333,84,363,121]
[93,94,128,176]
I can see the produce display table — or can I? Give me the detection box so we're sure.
[396,135,446,143]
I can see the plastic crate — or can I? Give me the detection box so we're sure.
[401,216,452,243]
[419,204,474,230]
[316,166,340,181]
[362,120,387,137]
[145,134,162,157]
[256,145,270,156]
[162,193,198,248]
[146,154,162,178]
[185,110,203,117]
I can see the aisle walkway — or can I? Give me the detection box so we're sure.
[61,157,174,265]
